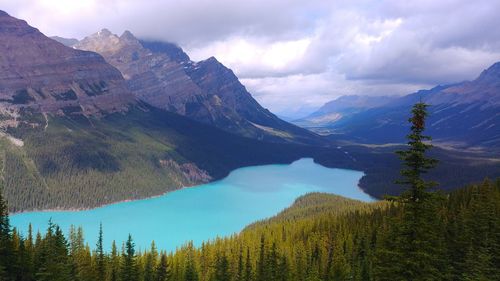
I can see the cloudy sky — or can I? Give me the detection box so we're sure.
[2,0,500,117]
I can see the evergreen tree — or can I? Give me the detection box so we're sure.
[35,222,72,281]
[375,102,446,281]
[267,242,279,280]
[236,247,244,281]
[96,223,105,280]
[109,241,120,281]
[184,252,198,281]
[244,248,252,281]
[121,234,138,281]
[214,253,231,281]
[155,253,171,281]
[256,235,266,281]
[143,241,158,281]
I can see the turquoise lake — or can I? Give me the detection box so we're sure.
[11,158,372,252]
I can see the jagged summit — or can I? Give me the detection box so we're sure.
[98,28,113,37]
[74,29,321,144]
[120,30,136,40]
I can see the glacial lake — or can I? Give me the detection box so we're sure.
[11,158,372,252]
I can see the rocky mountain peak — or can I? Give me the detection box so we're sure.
[120,30,137,41]
[73,28,319,144]
[98,28,113,37]
[76,29,144,57]
[0,11,135,124]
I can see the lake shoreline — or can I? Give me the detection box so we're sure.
[11,158,372,216]
[10,158,369,252]
[10,184,200,216]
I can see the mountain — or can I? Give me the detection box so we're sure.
[304,63,500,150]
[0,11,496,213]
[0,11,135,120]
[0,11,344,212]
[73,29,321,144]
[293,95,397,129]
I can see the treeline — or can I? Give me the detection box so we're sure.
[0,179,498,281]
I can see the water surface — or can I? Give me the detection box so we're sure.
[11,158,371,252]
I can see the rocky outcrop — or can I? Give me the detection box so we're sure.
[0,11,135,121]
[75,30,322,144]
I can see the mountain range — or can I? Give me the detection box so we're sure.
[0,10,333,211]
[0,10,497,211]
[293,95,397,130]
[53,29,320,145]
[297,63,500,151]
[0,11,134,118]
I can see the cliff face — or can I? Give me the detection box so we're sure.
[0,11,135,120]
[75,30,321,144]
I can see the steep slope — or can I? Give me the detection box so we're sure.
[293,95,396,129]
[0,11,134,121]
[74,30,322,144]
[1,104,350,212]
[315,63,500,150]
[0,11,339,212]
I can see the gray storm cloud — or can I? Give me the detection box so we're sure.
[1,0,499,117]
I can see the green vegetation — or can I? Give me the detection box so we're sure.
[1,105,351,212]
[0,178,498,280]
[1,102,497,213]
[0,102,497,280]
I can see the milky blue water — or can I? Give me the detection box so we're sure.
[10,158,371,252]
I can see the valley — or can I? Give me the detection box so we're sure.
[0,4,498,281]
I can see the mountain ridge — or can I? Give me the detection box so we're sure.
[293,95,397,129]
[73,29,322,145]
[0,11,135,122]
[297,62,500,150]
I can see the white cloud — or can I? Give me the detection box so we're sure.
[189,37,311,78]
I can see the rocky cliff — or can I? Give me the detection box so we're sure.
[0,11,135,125]
[74,30,321,144]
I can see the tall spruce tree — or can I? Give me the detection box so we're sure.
[375,102,446,281]
[96,223,105,280]
[155,253,171,281]
[184,252,198,281]
[121,234,138,281]
[109,241,120,281]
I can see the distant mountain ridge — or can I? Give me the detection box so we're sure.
[302,62,500,150]
[293,95,397,129]
[73,29,321,144]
